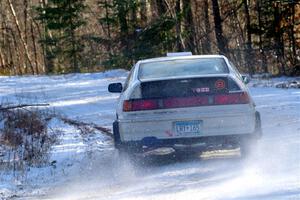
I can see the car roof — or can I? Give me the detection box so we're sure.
[137,55,227,64]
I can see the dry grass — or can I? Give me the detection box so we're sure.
[0,107,57,168]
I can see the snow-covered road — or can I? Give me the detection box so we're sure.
[0,71,299,200]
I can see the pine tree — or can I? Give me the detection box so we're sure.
[97,0,177,69]
[37,0,86,73]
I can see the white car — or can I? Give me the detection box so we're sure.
[108,54,262,157]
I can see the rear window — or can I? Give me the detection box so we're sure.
[139,58,229,80]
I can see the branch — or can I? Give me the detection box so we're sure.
[58,116,113,138]
[0,103,49,111]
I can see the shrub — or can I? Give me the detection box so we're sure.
[0,108,57,168]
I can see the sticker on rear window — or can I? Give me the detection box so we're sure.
[192,87,210,93]
[215,79,225,90]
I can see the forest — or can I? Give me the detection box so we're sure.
[0,0,299,76]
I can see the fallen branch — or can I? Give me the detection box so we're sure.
[59,116,113,138]
[0,103,49,111]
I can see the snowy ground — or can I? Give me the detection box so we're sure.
[0,72,299,200]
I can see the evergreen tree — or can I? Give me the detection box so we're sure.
[37,0,86,73]
[253,0,286,74]
[97,0,177,69]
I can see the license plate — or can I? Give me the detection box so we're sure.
[174,120,202,136]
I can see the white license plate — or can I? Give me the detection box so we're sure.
[174,120,202,136]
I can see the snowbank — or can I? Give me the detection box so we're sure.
[250,75,300,89]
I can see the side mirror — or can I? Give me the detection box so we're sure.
[108,83,123,93]
[242,75,250,84]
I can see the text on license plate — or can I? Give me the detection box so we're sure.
[174,120,202,136]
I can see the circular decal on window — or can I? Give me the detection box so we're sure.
[215,79,225,90]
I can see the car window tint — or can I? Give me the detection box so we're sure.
[139,58,229,80]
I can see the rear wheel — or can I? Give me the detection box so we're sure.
[240,112,262,158]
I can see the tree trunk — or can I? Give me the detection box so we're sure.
[117,1,129,49]
[0,47,5,70]
[257,0,268,73]
[31,21,39,74]
[7,0,35,74]
[203,0,211,54]
[140,0,147,26]
[39,0,47,74]
[243,0,254,76]
[212,0,228,55]
[0,21,5,70]
[274,2,285,75]
[183,0,196,53]
[175,0,184,51]
[67,1,79,73]
[290,2,297,66]
[24,0,28,43]
[4,22,23,75]
[7,33,17,75]
[149,0,158,18]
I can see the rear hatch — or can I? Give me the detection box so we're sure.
[142,77,229,98]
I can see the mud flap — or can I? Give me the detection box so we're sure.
[255,111,262,138]
[113,121,121,149]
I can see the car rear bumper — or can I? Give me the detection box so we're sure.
[118,110,257,141]
[115,134,251,152]
[114,108,261,148]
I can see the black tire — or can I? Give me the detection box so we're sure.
[240,112,262,158]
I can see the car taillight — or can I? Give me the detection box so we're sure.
[123,92,250,112]
[123,99,158,111]
[123,100,132,112]
[214,92,250,105]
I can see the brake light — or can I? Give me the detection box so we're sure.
[239,92,251,103]
[123,99,158,111]
[214,92,250,105]
[123,100,132,112]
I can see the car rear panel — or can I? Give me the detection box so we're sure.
[118,76,255,142]
[119,104,255,142]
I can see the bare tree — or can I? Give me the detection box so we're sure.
[7,0,35,74]
[203,0,212,54]
[243,0,254,75]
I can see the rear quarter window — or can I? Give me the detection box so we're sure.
[139,58,229,80]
